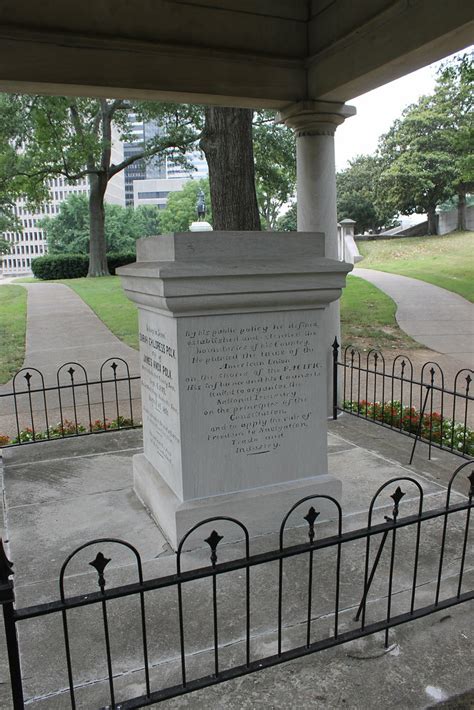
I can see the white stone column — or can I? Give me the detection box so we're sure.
[278,101,356,413]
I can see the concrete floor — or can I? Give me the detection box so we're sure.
[0,419,472,710]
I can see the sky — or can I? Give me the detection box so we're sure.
[334,50,466,172]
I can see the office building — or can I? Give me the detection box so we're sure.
[2,142,125,276]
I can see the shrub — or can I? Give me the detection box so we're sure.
[31,254,88,279]
[31,252,135,279]
[107,252,136,274]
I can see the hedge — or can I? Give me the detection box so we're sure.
[31,252,135,279]
[31,254,88,279]
[106,252,135,274]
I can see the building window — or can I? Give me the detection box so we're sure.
[137,191,169,199]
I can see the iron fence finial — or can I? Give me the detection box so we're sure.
[205,530,223,567]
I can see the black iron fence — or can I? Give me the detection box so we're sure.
[0,358,141,447]
[3,345,472,462]
[333,339,474,461]
[1,462,472,709]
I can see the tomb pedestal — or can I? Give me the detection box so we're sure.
[118,232,352,548]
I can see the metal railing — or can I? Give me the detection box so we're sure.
[332,339,473,461]
[0,357,141,446]
[1,462,472,709]
[3,343,472,462]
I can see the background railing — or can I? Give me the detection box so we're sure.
[1,462,472,709]
[2,344,473,461]
[332,339,474,460]
[0,357,141,446]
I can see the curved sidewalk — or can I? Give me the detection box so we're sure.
[354,268,474,370]
[19,282,139,379]
[0,283,140,436]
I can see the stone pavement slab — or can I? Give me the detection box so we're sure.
[0,422,472,709]
[353,268,474,370]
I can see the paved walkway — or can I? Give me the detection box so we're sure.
[354,268,474,371]
[20,282,139,379]
[1,420,472,709]
[0,283,140,438]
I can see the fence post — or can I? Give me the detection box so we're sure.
[0,540,25,710]
[332,337,339,420]
[408,384,432,466]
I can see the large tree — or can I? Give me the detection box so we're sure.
[0,95,200,275]
[200,108,296,232]
[378,96,457,235]
[377,53,472,235]
[40,193,162,254]
[200,108,261,230]
[0,102,25,233]
[0,237,10,270]
[336,154,396,233]
[0,238,10,255]
[276,202,297,232]
[434,53,473,230]
[253,112,296,230]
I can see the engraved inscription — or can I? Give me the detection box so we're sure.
[140,320,179,469]
[184,318,321,456]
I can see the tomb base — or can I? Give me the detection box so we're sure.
[133,453,341,549]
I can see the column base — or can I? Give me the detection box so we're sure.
[133,453,342,550]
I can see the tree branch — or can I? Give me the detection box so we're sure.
[69,100,96,169]
[100,99,112,173]
[108,135,198,178]
[109,99,132,116]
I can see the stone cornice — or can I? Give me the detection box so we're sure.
[117,232,353,317]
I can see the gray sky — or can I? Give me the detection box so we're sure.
[334,50,466,171]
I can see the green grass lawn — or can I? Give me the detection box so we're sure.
[358,231,474,302]
[18,275,139,348]
[0,285,28,384]
[340,275,418,350]
[77,274,412,352]
[17,273,410,353]
[63,277,139,349]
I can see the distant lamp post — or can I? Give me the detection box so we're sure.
[196,189,206,222]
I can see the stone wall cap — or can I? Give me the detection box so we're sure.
[134,231,326,263]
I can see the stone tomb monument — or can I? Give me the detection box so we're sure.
[118,232,351,548]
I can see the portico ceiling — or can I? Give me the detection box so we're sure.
[0,0,472,106]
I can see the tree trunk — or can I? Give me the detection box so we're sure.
[200,107,261,230]
[88,172,109,276]
[426,205,438,236]
[457,188,466,231]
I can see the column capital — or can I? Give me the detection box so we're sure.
[277,100,356,136]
